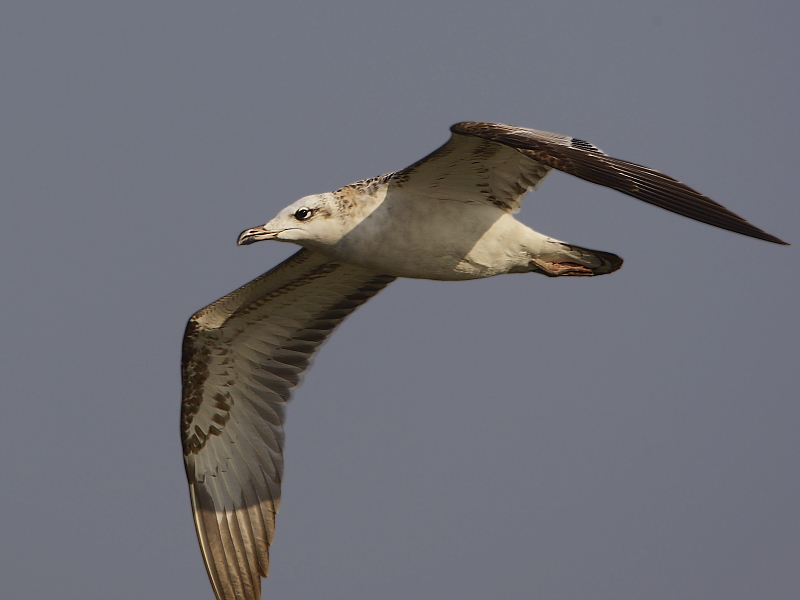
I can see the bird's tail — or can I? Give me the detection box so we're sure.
[527,241,623,277]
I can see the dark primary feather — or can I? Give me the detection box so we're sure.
[182,249,394,600]
[450,122,787,245]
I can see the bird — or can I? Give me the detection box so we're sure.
[181,121,786,600]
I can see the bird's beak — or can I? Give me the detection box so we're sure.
[237,225,279,246]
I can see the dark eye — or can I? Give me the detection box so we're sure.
[294,207,313,221]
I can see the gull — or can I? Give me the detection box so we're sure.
[181,122,786,600]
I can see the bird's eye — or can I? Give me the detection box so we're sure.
[294,208,313,221]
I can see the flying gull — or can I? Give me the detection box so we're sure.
[181,122,786,600]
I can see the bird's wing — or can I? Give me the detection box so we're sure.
[388,124,554,213]
[182,248,395,600]
[436,121,787,245]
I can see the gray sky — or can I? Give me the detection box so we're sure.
[2,2,798,599]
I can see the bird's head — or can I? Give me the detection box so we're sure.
[237,193,344,249]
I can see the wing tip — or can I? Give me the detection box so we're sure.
[741,231,789,245]
[760,233,789,246]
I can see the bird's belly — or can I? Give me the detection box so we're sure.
[324,202,535,280]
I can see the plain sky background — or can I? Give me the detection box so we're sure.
[2,2,798,599]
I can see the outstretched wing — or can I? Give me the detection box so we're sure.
[389,125,553,213]
[442,121,786,245]
[182,249,395,600]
